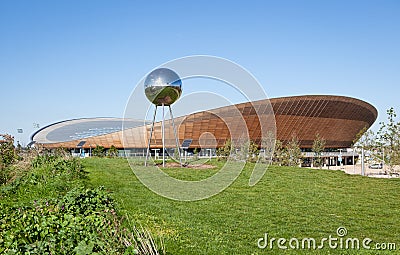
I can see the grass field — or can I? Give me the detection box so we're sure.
[83,157,400,254]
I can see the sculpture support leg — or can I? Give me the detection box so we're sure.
[162,103,165,167]
[169,105,182,166]
[145,106,157,167]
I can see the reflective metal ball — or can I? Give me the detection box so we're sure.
[144,68,182,106]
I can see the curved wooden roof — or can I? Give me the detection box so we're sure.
[33,95,377,149]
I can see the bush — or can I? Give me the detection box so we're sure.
[1,155,87,201]
[0,187,129,254]
[216,139,232,160]
[0,154,163,255]
[92,145,105,157]
[0,165,10,185]
[108,145,119,158]
[0,134,17,167]
[0,134,18,185]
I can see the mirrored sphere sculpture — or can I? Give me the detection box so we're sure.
[144,68,182,106]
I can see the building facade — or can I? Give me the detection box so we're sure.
[31,95,377,158]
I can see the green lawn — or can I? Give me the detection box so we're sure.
[83,158,400,254]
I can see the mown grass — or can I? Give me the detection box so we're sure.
[83,157,400,254]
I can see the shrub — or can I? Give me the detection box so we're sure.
[0,164,10,185]
[93,145,105,157]
[108,145,119,157]
[216,139,232,160]
[0,155,163,255]
[0,135,17,185]
[193,148,198,161]
[0,134,17,167]
[0,187,127,254]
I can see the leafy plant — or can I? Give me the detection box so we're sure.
[272,139,284,166]
[0,187,125,254]
[283,136,302,167]
[0,134,17,167]
[312,133,326,168]
[93,145,106,157]
[0,134,18,184]
[108,145,119,158]
[377,107,400,172]
[0,154,163,255]
[192,148,198,161]
[216,139,232,160]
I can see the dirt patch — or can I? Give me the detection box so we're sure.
[158,162,216,169]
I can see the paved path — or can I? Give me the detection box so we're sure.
[308,164,400,178]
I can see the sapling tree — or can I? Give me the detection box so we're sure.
[260,131,275,163]
[377,107,400,173]
[284,136,302,167]
[216,139,232,160]
[353,126,376,151]
[108,145,119,157]
[0,134,16,167]
[272,139,284,166]
[312,133,326,168]
[92,145,106,157]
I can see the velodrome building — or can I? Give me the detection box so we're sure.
[31,95,377,165]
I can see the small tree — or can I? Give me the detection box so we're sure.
[0,134,16,167]
[0,134,18,185]
[174,147,179,158]
[92,145,105,157]
[376,107,400,173]
[248,140,259,162]
[312,133,326,168]
[236,139,260,162]
[216,139,232,160]
[260,132,275,163]
[108,145,119,157]
[193,148,199,161]
[284,136,302,167]
[353,126,376,151]
[352,126,377,167]
[236,139,249,161]
[273,140,285,166]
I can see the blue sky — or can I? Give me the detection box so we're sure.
[0,0,399,145]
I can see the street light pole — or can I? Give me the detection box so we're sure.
[162,103,165,167]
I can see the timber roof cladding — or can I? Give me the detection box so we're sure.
[32,95,377,150]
